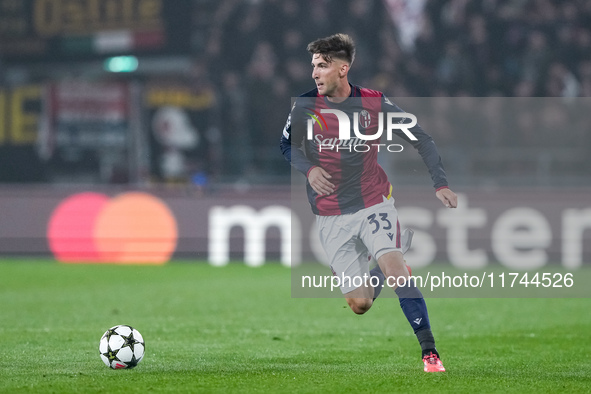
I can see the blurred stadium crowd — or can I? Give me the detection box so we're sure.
[0,0,590,186]
[204,0,591,98]
[197,0,591,184]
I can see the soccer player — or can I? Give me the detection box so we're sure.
[280,33,457,372]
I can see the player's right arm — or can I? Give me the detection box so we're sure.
[279,103,314,174]
[308,167,334,196]
[279,102,335,195]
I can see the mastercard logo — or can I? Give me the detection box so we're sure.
[48,192,178,264]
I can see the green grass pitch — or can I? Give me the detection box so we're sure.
[1,260,590,393]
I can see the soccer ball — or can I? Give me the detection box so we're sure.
[99,325,145,369]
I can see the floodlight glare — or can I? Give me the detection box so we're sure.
[104,56,139,73]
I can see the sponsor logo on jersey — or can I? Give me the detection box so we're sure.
[306,108,418,142]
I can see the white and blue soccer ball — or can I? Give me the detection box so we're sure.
[99,325,145,369]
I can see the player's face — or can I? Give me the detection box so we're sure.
[311,54,347,97]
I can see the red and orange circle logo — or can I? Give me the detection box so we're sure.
[48,192,178,264]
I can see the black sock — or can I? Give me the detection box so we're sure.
[395,279,438,356]
[417,329,438,358]
[369,265,385,301]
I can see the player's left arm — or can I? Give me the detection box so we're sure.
[436,187,457,208]
[382,95,457,208]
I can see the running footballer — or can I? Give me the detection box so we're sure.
[280,33,457,372]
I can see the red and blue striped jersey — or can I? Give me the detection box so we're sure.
[280,84,448,216]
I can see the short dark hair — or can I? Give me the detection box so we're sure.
[307,33,355,65]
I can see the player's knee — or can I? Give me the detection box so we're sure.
[347,298,373,315]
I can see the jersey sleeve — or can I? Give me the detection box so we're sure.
[279,101,317,176]
[382,95,449,189]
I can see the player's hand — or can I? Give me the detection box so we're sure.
[436,187,457,208]
[308,167,335,196]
